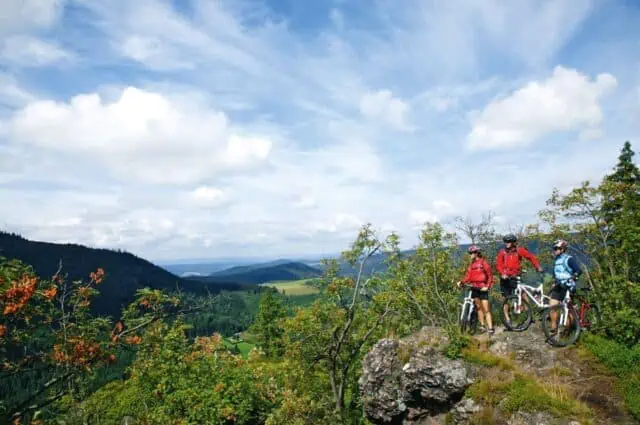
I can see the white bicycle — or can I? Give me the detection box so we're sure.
[459,284,479,334]
[502,274,551,332]
[540,286,581,347]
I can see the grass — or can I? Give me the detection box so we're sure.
[222,338,255,358]
[461,344,515,371]
[261,279,320,296]
[467,371,591,420]
[469,407,498,425]
[580,333,640,420]
[463,343,591,422]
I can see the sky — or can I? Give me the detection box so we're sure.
[0,0,639,263]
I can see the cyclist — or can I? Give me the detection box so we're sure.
[457,245,495,336]
[549,239,582,335]
[497,233,543,326]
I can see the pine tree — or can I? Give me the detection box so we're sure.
[601,140,640,281]
[605,141,640,185]
[249,289,286,358]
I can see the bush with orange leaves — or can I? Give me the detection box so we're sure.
[0,257,179,424]
[75,321,280,425]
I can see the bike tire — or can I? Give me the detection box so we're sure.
[541,304,580,347]
[503,295,532,331]
[459,303,471,333]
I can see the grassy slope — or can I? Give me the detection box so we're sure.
[260,279,320,296]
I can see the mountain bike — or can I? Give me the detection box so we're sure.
[502,273,551,332]
[540,284,581,347]
[573,286,602,332]
[459,284,478,334]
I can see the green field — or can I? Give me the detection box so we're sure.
[261,279,320,296]
[222,338,255,358]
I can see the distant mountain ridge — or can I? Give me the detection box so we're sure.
[188,261,323,285]
[0,232,250,317]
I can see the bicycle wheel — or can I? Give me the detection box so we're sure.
[541,304,580,347]
[503,295,532,331]
[459,302,471,333]
[459,302,477,334]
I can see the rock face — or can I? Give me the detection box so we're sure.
[359,338,472,424]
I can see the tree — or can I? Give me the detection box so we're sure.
[602,141,640,280]
[0,258,210,423]
[281,224,395,416]
[453,212,497,247]
[249,289,286,358]
[539,141,640,345]
[386,222,461,328]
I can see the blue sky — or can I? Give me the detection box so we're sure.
[0,0,639,262]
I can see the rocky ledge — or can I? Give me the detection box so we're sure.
[358,326,636,425]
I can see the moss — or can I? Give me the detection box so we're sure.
[461,346,515,371]
[444,412,454,425]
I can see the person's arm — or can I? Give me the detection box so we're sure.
[518,247,543,272]
[496,250,505,275]
[567,256,583,278]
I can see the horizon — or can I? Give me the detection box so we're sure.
[1,0,639,261]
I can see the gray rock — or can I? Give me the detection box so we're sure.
[506,411,554,425]
[359,339,473,424]
[452,398,481,423]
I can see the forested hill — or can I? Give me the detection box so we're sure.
[0,232,248,317]
[192,261,323,284]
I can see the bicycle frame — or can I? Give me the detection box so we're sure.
[512,280,551,310]
[574,291,596,328]
[460,287,475,323]
[556,290,573,327]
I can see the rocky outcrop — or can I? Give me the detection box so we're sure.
[359,326,637,425]
[359,338,472,424]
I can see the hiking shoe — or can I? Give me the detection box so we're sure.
[488,328,495,336]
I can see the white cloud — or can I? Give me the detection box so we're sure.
[313,213,362,234]
[293,195,317,209]
[359,90,411,131]
[0,73,36,107]
[472,0,595,67]
[409,210,438,227]
[0,0,66,36]
[5,86,273,184]
[432,200,454,213]
[189,186,227,208]
[467,66,617,150]
[120,35,194,71]
[0,0,636,261]
[1,35,74,67]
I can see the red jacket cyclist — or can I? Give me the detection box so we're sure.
[457,245,495,336]
[496,233,542,296]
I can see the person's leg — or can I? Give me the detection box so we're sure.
[548,286,563,332]
[481,299,493,332]
[474,297,486,328]
[501,278,511,323]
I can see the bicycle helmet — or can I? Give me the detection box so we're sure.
[553,239,568,250]
[503,233,517,243]
[468,245,481,254]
